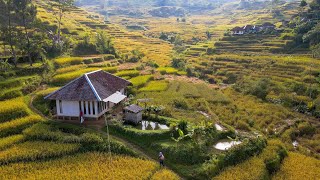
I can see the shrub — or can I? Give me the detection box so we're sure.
[236,120,251,131]
[297,122,316,137]
[104,54,115,60]
[92,57,104,63]
[173,98,189,110]
[265,156,282,174]
[223,138,267,167]
[73,40,97,55]
[248,79,271,100]
[83,59,93,64]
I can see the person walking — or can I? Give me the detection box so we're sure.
[80,110,84,124]
[159,152,165,167]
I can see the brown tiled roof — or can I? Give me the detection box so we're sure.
[262,22,275,27]
[45,70,131,101]
[243,25,253,30]
[124,104,144,113]
[231,26,243,31]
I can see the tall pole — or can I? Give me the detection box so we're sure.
[104,113,112,163]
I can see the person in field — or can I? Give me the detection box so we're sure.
[159,152,165,167]
[80,110,84,124]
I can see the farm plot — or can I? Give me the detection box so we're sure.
[0,152,164,180]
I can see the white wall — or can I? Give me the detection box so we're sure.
[56,100,99,118]
[56,100,79,117]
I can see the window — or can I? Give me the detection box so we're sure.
[84,101,87,114]
[92,102,95,115]
[107,101,110,109]
[79,101,82,112]
[59,100,63,114]
[88,101,91,115]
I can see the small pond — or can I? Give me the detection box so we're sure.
[215,124,224,131]
[214,140,242,151]
[129,121,170,130]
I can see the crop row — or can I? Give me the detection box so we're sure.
[0,152,159,179]
[0,141,81,165]
[0,98,29,123]
[52,67,117,84]
[0,135,25,151]
[0,115,43,138]
[139,81,169,92]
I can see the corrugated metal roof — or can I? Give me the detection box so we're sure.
[124,104,144,113]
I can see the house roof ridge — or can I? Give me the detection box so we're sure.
[85,69,103,75]
[85,73,102,101]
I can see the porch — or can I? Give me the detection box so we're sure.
[52,103,125,129]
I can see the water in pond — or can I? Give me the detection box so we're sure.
[135,121,169,130]
[215,124,224,131]
[214,140,241,150]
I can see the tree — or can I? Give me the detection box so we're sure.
[159,32,168,41]
[171,56,186,70]
[206,31,212,40]
[312,44,320,58]
[127,49,144,63]
[0,0,18,67]
[248,79,271,100]
[300,0,307,7]
[51,0,74,46]
[13,0,37,66]
[95,29,116,55]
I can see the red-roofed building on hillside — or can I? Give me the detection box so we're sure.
[45,70,132,120]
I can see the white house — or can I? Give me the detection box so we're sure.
[231,26,244,35]
[45,70,132,120]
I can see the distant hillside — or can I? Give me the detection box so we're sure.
[76,0,234,16]
[284,0,320,56]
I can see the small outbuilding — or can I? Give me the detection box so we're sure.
[124,104,144,124]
